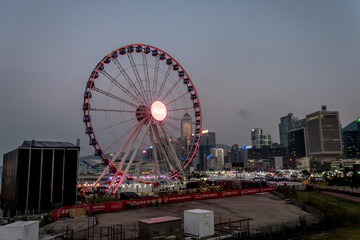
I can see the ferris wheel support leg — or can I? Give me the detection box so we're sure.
[113,123,151,193]
[149,127,161,181]
[109,122,144,189]
[108,120,145,189]
[159,124,185,175]
[152,124,175,172]
[93,120,144,187]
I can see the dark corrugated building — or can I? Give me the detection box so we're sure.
[1,140,79,216]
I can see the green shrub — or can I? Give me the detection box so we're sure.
[40,213,53,226]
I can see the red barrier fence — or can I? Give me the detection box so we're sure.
[51,186,275,220]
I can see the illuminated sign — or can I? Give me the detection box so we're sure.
[202,129,209,134]
[358,118,360,122]
[243,145,253,150]
[151,101,167,121]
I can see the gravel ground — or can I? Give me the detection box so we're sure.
[39,192,316,238]
[95,192,315,228]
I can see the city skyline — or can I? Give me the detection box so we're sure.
[1,1,360,164]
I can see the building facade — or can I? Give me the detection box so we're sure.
[240,147,286,171]
[288,128,308,159]
[181,113,192,146]
[1,140,79,216]
[230,144,240,163]
[342,119,360,159]
[211,148,225,169]
[251,128,272,149]
[279,113,299,148]
[197,131,216,170]
[306,110,342,162]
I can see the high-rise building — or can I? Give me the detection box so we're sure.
[230,144,240,163]
[288,128,307,159]
[212,148,225,167]
[200,130,216,147]
[251,128,272,148]
[306,109,342,162]
[279,113,299,148]
[342,119,360,159]
[197,130,216,170]
[240,147,286,170]
[181,112,192,146]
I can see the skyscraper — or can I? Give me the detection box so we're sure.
[181,112,192,146]
[212,148,225,167]
[288,128,307,159]
[251,128,272,148]
[306,109,342,162]
[230,144,240,163]
[197,130,216,170]
[342,119,360,159]
[279,113,299,148]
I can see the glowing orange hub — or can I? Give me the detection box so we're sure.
[151,101,167,121]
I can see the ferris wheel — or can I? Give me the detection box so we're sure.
[83,44,202,191]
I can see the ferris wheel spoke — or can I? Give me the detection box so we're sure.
[94,120,144,186]
[113,123,151,192]
[162,124,181,147]
[126,54,149,104]
[92,87,138,108]
[149,127,161,180]
[165,115,184,122]
[168,106,194,112]
[100,69,143,106]
[112,59,147,104]
[109,121,145,189]
[163,121,182,135]
[102,121,140,153]
[161,77,182,102]
[152,56,160,102]
[114,120,145,174]
[151,124,176,172]
[166,91,189,105]
[91,108,136,114]
[134,152,143,178]
[156,65,172,100]
[159,124,184,174]
[142,53,152,102]
[94,117,136,134]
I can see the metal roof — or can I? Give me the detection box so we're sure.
[138,216,182,224]
[82,159,102,167]
[21,140,78,148]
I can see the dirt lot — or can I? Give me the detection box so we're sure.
[40,192,316,238]
[96,192,315,228]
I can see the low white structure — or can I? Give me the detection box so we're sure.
[0,221,39,240]
[296,157,311,171]
[184,209,214,238]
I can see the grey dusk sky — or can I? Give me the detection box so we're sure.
[1,0,359,164]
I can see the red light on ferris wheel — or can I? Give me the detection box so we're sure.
[151,101,167,121]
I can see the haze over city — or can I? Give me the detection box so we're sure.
[1,0,359,164]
